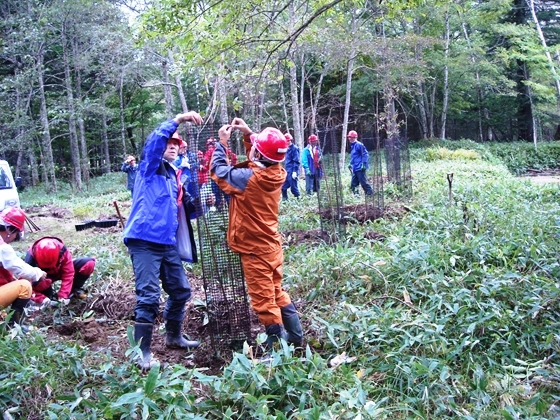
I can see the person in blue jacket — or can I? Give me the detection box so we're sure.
[281,132,301,200]
[123,111,203,369]
[301,134,323,195]
[121,155,138,196]
[347,130,373,196]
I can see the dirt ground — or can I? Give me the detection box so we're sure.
[29,273,266,374]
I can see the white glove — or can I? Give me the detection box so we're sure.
[292,172,297,180]
[59,298,70,306]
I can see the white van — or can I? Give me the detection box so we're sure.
[0,160,21,211]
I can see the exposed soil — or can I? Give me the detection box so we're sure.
[518,168,560,183]
[28,272,270,374]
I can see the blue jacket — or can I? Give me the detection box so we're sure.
[284,143,300,174]
[121,162,138,191]
[123,120,197,259]
[349,140,369,171]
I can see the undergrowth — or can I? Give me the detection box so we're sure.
[1,142,560,419]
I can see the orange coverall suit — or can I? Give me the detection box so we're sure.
[210,136,291,329]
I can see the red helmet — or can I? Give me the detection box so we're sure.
[308,134,318,143]
[250,127,288,162]
[169,131,182,144]
[34,238,62,268]
[0,207,26,232]
[347,130,358,138]
[284,132,293,141]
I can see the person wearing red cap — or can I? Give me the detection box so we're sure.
[301,134,323,195]
[347,130,373,196]
[281,132,301,200]
[25,236,97,306]
[0,207,47,331]
[123,112,203,369]
[210,118,304,352]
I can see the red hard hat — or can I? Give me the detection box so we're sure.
[308,134,318,142]
[250,127,288,162]
[284,132,293,141]
[169,131,182,144]
[0,207,25,231]
[34,238,62,269]
[347,130,358,138]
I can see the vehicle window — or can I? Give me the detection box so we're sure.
[0,167,12,189]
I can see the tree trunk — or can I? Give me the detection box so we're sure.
[289,54,303,150]
[528,0,560,98]
[341,10,357,169]
[288,2,303,149]
[169,50,189,112]
[62,28,82,191]
[218,73,229,124]
[416,82,429,139]
[102,97,111,174]
[36,51,57,193]
[162,58,174,119]
[73,60,89,184]
[440,6,450,140]
[461,21,486,142]
[119,72,127,156]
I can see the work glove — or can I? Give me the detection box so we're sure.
[306,169,311,176]
[59,298,70,306]
[292,172,297,180]
[360,163,365,171]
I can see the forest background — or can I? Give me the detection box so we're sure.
[0,0,559,192]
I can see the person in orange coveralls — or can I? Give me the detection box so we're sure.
[210,118,303,349]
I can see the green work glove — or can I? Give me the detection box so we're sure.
[306,169,311,176]
[360,163,365,171]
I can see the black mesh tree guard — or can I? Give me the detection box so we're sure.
[383,134,412,198]
[184,124,253,351]
[365,136,385,214]
[317,128,346,241]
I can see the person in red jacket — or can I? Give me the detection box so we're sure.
[210,118,304,351]
[25,237,96,306]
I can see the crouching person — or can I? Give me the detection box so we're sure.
[25,236,96,306]
[210,119,304,352]
[0,207,47,331]
[123,112,203,370]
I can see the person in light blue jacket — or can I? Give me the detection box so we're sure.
[347,130,373,196]
[123,112,202,369]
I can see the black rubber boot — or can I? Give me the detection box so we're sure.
[265,323,288,348]
[165,319,200,349]
[134,322,157,370]
[280,303,303,347]
[8,298,30,333]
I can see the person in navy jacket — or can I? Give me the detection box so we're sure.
[281,132,301,200]
[347,130,373,196]
[123,111,202,369]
